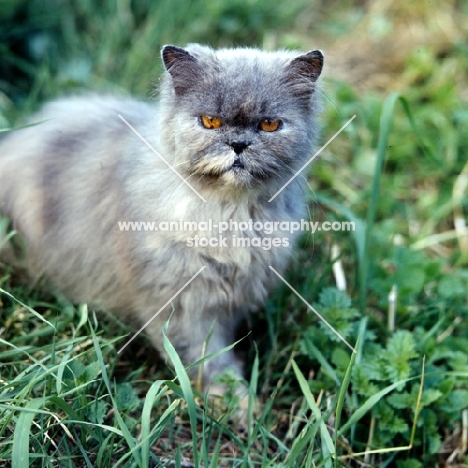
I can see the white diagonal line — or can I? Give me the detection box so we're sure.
[268,115,356,202]
[118,114,207,203]
[269,266,356,353]
[117,266,206,354]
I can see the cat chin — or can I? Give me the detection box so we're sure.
[220,168,256,188]
[191,151,234,176]
[190,153,256,188]
[191,170,272,195]
[190,151,281,190]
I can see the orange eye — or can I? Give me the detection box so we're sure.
[259,119,281,132]
[201,115,222,129]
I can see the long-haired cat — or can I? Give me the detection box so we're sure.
[0,44,323,387]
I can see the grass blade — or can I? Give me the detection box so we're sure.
[247,351,259,437]
[0,288,56,330]
[359,92,399,313]
[12,398,45,468]
[89,320,142,467]
[337,376,416,437]
[163,325,200,468]
[333,339,358,467]
[292,360,335,467]
[140,380,167,467]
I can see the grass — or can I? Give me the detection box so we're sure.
[1,0,468,466]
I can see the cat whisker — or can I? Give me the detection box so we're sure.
[316,87,336,112]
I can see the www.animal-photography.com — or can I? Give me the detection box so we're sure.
[0,1,467,467]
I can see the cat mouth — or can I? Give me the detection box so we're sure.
[226,158,272,181]
[231,156,245,170]
[192,154,272,186]
[231,158,245,172]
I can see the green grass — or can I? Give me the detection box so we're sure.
[1,0,468,466]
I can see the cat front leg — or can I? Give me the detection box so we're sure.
[160,306,251,425]
[162,306,245,388]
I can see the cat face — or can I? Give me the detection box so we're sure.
[160,45,323,191]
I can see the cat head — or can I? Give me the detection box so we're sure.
[159,44,323,194]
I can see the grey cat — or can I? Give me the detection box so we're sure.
[0,44,323,387]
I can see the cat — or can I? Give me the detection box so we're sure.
[0,44,323,389]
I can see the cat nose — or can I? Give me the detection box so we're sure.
[229,141,250,154]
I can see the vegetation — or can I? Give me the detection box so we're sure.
[1,0,467,466]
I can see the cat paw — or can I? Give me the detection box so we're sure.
[204,379,254,429]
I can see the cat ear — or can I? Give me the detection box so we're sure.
[282,50,324,101]
[288,50,324,82]
[161,45,200,95]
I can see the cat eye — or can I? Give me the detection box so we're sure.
[259,119,281,132]
[201,115,222,129]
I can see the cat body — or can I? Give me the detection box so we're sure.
[0,44,323,384]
